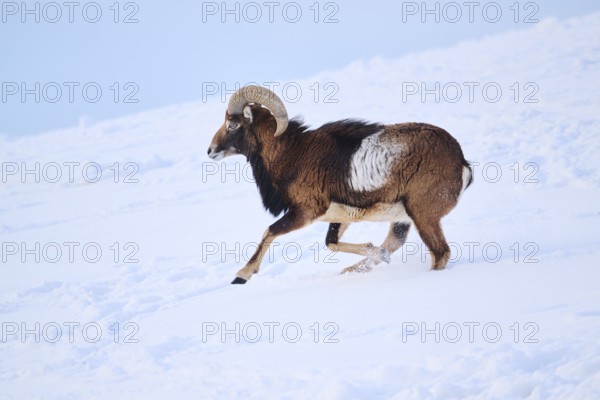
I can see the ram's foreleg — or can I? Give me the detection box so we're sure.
[232,209,313,284]
[325,222,392,264]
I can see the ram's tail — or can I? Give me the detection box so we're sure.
[460,161,474,197]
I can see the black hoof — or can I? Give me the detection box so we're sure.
[231,277,247,285]
[381,249,391,264]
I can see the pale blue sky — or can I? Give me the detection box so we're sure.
[1,0,598,136]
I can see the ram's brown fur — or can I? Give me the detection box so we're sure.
[208,92,472,284]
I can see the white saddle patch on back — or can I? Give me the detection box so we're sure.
[349,132,404,191]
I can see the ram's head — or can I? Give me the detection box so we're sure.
[207,86,289,160]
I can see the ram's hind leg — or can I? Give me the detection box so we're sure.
[381,222,411,255]
[325,223,390,264]
[340,222,411,274]
[411,216,450,270]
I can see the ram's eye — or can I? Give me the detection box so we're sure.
[227,122,239,131]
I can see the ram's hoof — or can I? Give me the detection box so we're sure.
[380,248,391,264]
[231,277,247,285]
[341,259,374,274]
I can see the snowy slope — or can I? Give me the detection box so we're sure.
[1,12,600,400]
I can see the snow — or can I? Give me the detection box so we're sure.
[1,12,600,400]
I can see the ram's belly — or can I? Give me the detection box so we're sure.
[318,202,411,223]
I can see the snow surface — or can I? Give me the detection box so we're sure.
[1,12,600,400]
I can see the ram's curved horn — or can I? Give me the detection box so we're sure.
[227,85,289,137]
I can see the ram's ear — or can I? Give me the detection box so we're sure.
[243,106,253,123]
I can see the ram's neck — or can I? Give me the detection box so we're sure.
[253,122,310,182]
[244,108,316,216]
[247,148,291,217]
